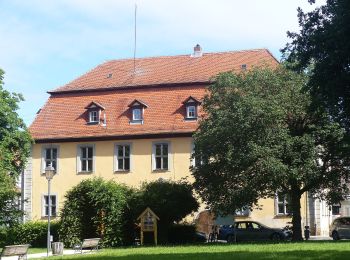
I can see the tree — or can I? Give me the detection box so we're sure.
[192,66,350,241]
[0,68,32,226]
[132,180,199,243]
[283,0,350,128]
[59,178,135,247]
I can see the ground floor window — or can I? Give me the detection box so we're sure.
[43,195,57,217]
[276,192,290,215]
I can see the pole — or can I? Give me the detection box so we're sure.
[47,178,51,257]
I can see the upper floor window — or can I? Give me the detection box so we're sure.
[115,144,131,172]
[85,101,105,124]
[276,192,290,215]
[182,96,201,120]
[42,195,57,217]
[153,142,170,171]
[41,146,59,174]
[89,110,99,123]
[128,99,148,124]
[77,144,95,173]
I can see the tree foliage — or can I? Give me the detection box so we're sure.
[59,178,134,247]
[192,66,350,240]
[132,180,199,243]
[283,0,350,128]
[0,68,32,226]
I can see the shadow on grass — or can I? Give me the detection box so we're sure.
[49,250,350,260]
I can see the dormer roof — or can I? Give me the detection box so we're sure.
[84,101,105,110]
[128,99,149,108]
[182,96,201,105]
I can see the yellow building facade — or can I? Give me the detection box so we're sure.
[24,47,330,236]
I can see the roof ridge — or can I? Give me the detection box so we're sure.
[102,48,269,63]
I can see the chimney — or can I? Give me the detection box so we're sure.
[191,44,203,57]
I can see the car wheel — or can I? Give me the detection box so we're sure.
[332,231,340,241]
[226,234,235,243]
[271,233,281,241]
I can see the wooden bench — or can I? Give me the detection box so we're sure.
[73,238,100,254]
[0,244,30,260]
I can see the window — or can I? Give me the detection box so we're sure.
[191,142,202,168]
[116,144,131,171]
[332,205,341,215]
[183,96,201,120]
[186,105,196,119]
[89,110,99,123]
[128,99,148,124]
[77,145,95,173]
[43,195,57,217]
[153,143,169,170]
[41,146,59,174]
[132,108,142,121]
[235,208,250,217]
[276,193,290,215]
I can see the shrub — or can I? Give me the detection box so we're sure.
[59,178,134,247]
[6,221,59,247]
[167,224,197,244]
[132,180,199,243]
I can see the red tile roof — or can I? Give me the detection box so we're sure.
[50,49,278,93]
[30,49,278,142]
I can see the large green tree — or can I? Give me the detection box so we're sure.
[0,69,32,226]
[283,0,350,128]
[192,66,350,241]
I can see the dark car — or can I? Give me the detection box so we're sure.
[218,221,291,242]
[329,217,350,240]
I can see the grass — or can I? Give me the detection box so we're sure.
[28,247,47,254]
[35,241,350,260]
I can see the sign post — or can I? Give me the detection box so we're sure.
[137,207,160,245]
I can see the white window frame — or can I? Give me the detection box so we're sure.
[41,145,59,174]
[152,141,171,171]
[132,108,142,121]
[42,194,58,217]
[77,144,95,173]
[114,143,132,172]
[186,105,197,119]
[235,208,250,217]
[276,193,290,215]
[89,110,99,123]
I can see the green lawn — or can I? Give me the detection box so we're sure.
[41,241,350,260]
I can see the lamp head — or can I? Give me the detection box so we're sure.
[45,165,55,180]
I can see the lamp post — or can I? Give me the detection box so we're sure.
[45,164,55,257]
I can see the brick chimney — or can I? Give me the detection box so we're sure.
[191,44,203,57]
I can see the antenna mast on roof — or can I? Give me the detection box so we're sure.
[133,3,137,73]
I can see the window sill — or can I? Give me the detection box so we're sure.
[77,171,94,175]
[152,169,170,173]
[41,216,58,220]
[184,117,197,121]
[274,214,292,219]
[234,215,250,218]
[114,170,130,174]
[130,120,143,125]
[87,121,99,125]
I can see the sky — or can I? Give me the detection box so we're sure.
[0,0,325,126]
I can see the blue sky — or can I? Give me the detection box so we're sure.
[0,0,324,126]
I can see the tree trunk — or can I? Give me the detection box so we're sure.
[290,191,303,241]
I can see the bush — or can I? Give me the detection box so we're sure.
[167,224,197,244]
[132,180,199,243]
[59,178,134,247]
[5,221,59,247]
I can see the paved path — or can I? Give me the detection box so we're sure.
[1,249,95,259]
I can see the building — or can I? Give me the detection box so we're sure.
[23,45,335,235]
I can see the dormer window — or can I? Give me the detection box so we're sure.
[85,101,105,125]
[89,110,99,123]
[187,105,196,119]
[133,108,142,121]
[128,99,148,125]
[182,96,201,121]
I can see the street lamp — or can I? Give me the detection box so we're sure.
[45,164,55,257]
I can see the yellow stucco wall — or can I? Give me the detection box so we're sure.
[31,137,308,229]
